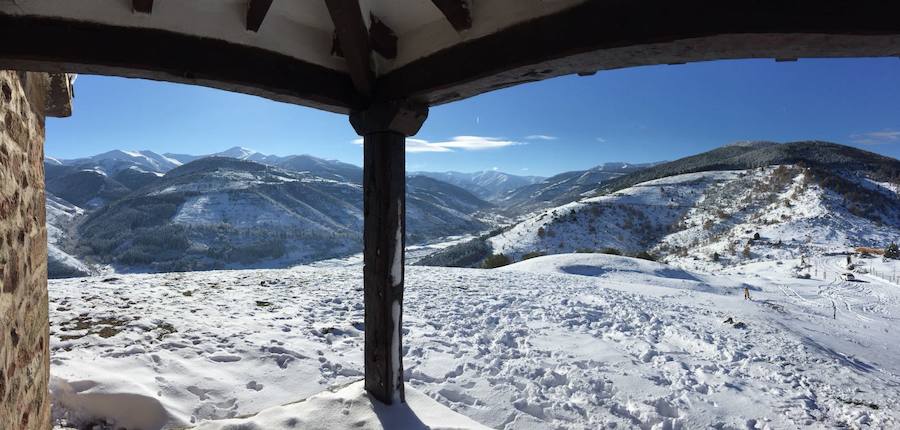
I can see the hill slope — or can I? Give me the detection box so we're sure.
[46,193,92,278]
[497,162,656,215]
[75,158,491,272]
[421,142,900,269]
[598,141,900,194]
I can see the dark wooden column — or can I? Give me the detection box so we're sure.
[350,101,428,404]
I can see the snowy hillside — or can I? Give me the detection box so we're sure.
[475,165,900,272]
[56,149,182,176]
[46,193,92,278]
[49,254,900,429]
[496,162,655,215]
[489,170,738,260]
[75,157,491,272]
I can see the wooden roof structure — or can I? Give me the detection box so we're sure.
[3,1,900,113]
[3,0,900,409]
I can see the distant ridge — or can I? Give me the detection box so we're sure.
[598,141,900,195]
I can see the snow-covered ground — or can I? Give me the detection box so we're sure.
[50,253,900,429]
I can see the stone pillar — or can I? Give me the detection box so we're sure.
[1,70,72,430]
[350,100,427,404]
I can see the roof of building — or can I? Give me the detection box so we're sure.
[2,1,900,113]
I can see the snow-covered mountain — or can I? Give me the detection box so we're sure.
[73,157,491,272]
[45,164,132,208]
[488,166,898,263]
[421,142,900,269]
[57,149,182,176]
[44,148,501,276]
[412,170,544,201]
[495,162,657,215]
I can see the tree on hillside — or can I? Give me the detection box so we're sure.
[885,242,899,259]
[481,254,511,269]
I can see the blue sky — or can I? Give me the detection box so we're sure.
[46,58,900,177]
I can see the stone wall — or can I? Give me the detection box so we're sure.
[0,70,52,430]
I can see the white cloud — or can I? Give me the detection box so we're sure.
[596,137,607,143]
[354,136,519,153]
[850,130,900,145]
[405,139,453,153]
[525,134,558,141]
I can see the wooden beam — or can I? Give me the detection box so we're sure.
[246,0,274,32]
[330,13,397,60]
[430,0,471,32]
[325,0,374,96]
[379,0,900,106]
[369,13,397,60]
[0,14,363,113]
[132,0,153,14]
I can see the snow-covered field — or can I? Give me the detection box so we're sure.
[50,253,900,429]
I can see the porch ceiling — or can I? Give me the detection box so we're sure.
[1,0,899,113]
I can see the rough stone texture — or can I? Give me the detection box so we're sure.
[0,70,51,430]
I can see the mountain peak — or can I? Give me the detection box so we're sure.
[723,140,779,149]
[214,146,259,159]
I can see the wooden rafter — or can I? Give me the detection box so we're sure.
[368,13,397,60]
[132,0,153,14]
[325,0,374,96]
[246,0,274,32]
[0,14,363,113]
[331,13,397,60]
[430,0,471,31]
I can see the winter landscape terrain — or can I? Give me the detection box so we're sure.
[44,147,508,276]
[45,140,900,429]
[49,254,900,429]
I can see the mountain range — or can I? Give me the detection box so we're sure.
[47,141,898,279]
[46,148,503,275]
[418,141,900,269]
[411,170,545,201]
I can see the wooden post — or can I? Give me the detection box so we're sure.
[350,101,428,404]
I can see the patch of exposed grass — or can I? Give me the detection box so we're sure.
[58,314,130,340]
[156,321,177,340]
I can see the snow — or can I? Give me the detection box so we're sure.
[489,170,740,259]
[486,166,900,279]
[193,381,489,430]
[49,254,900,429]
[51,377,170,430]
[46,193,92,277]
